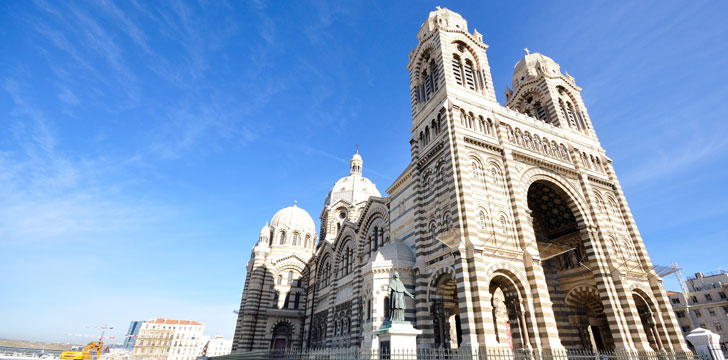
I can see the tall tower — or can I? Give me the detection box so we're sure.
[402,7,687,352]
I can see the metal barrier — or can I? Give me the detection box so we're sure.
[211,348,704,360]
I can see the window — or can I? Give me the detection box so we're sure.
[292,233,299,246]
[671,298,681,304]
[464,59,476,90]
[452,54,464,86]
[279,231,286,245]
[714,322,723,332]
[288,271,293,285]
[478,211,486,230]
[706,294,713,302]
[304,235,310,248]
[709,309,716,317]
[694,310,703,318]
[500,216,508,235]
[720,292,727,300]
[676,311,685,318]
[691,296,698,304]
[294,293,300,309]
[277,275,282,285]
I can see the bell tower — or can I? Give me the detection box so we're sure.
[407,7,497,130]
[504,50,598,139]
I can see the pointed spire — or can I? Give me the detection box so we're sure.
[524,48,530,55]
[293,201,298,207]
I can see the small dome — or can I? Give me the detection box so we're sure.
[372,240,415,267]
[270,202,316,235]
[324,151,381,206]
[513,51,561,85]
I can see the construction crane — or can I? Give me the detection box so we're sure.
[60,325,113,360]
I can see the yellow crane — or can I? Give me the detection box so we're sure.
[59,340,104,360]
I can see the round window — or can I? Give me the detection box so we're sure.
[339,211,347,219]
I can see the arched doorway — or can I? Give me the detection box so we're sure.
[430,273,462,348]
[271,322,292,352]
[565,287,614,350]
[633,291,664,351]
[526,180,613,350]
[489,273,531,349]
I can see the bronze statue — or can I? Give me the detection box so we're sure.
[388,272,414,322]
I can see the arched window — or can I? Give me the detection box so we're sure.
[478,211,487,230]
[467,112,475,129]
[430,60,439,92]
[429,222,437,243]
[566,102,578,129]
[478,116,485,133]
[277,275,282,285]
[444,213,452,230]
[287,271,293,284]
[464,59,476,90]
[304,235,310,248]
[534,101,549,123]
[452,54,464,86]
[279,231,286,245]
[499,215,508,235]
[431,119,438,136]
[292,233,299,246]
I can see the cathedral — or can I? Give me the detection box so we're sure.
[232,7,688,353]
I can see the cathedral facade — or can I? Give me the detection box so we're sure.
[232,7,687,353]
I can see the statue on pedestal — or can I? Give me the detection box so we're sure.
[388,272,414,322]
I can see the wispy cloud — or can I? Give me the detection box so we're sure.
[1,78,167,244]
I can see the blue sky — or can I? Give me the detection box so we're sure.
[1,0,726,344]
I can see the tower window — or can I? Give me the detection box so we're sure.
[292,233,299,246]
[464,59,476,90]
[452,54,464,86]
[279,231,286,245]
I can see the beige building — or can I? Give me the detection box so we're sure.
[667,271,728,350]
[233,7,688,353]
[131,318,204,360]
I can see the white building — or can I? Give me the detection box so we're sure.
[667,271,728,350]
[202,336,232,357]
[132,318,205,360]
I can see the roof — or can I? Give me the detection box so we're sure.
[148,318,201,325]
[666,291,679,295]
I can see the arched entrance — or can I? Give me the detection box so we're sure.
[526,180,613,350]
[271,322,292,351]
[430,273,462,348]
[565,287,614,350]
[489,273,531,349]
[633,291,664,351]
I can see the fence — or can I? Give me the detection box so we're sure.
[212,348,704,360]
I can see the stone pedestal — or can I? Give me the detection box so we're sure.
[686,328,722,360]
[376,321,422,355]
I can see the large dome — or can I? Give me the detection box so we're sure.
[324,151,381,206]
[270,202,316,235]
